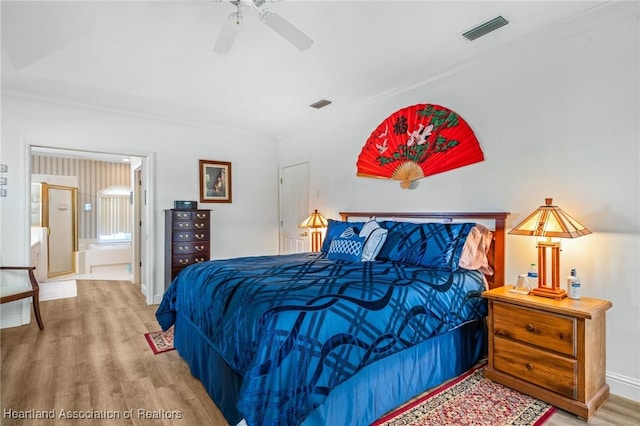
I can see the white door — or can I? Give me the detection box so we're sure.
[279,162,309,254]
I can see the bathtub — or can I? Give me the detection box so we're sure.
[76,241,132,274]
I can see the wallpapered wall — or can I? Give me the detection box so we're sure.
[31,154,131,240]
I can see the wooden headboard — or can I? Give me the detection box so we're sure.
[339,211,509,289]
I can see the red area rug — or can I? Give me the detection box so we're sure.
[372,363,556,426]
[144,326,175,354]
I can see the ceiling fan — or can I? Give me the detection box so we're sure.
[213,0,313,53]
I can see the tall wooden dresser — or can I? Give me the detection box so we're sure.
[164,209,211,289]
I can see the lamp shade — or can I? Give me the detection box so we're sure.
[509,198,591,239]
[299,209,328,229]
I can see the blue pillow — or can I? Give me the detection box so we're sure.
[377,221,475,270]
[327,227,365,262]
[321,219,360,253]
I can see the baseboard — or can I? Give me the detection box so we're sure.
[608,370,640,402]
[153,294,163,305]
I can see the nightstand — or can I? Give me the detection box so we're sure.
[482,286,612,421]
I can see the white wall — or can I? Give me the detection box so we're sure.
[0,97,281,307]
[279,6,640,400]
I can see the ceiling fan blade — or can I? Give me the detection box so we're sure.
[214,12,243,53]
[259,10,313,51]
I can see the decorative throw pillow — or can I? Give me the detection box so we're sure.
[321,219,359,253]
[359,219,388,262]
[327,227,365,262]
[377,221,475,271]
[459,224,494,275]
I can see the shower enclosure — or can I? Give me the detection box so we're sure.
[32,182,78,278]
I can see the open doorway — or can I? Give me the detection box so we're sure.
[28,145,151,302]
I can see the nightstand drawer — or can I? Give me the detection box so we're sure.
[493,302,576,356]
[494,336,577,398]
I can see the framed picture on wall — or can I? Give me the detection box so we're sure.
[199,159,232,203]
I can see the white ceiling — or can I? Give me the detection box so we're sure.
[2,1,611,139]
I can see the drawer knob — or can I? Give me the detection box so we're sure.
[526,363,534,371]
[526,323,536,332]
[179,259,190,265]
[559,332,566,340]
[195,223,205,229]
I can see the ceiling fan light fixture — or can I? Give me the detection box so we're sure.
[259,10,313,51]
[213,12,243,53]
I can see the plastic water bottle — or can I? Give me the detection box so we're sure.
[567,268,581,299]
[527,263,538,288]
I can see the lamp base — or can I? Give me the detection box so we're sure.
[311,230,323,252]
[530,286,567,300]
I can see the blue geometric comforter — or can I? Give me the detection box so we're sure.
[156,253,487,426]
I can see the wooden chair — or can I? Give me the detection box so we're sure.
[0,266,44,330]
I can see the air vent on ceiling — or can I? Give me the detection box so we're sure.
[462,16,509,41]
[309,99,332,109]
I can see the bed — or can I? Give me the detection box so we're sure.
[156,211,509,426]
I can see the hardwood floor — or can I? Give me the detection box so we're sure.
[2,280,638,425]
[546,395,640,426]
[1,280,228,426]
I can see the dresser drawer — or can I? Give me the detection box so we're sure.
[172,220,209,231]
[493,302,576,356]
[173,242,209,255]
[494,336,577,398]
[172,254,209,267]
[172,210,210,221]
[173,230,210,242]
[172,210,192,220]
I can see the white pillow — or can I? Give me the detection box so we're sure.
[359,219,388,262]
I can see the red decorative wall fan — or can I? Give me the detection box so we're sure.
[357,104,484,188]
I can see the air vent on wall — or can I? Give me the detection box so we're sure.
[462,16,509,41]
[309,99,332,109]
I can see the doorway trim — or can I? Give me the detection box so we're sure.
[25,140,156,305]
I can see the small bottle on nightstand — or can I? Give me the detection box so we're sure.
[567,268,581,299]
[527,263,538,288]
